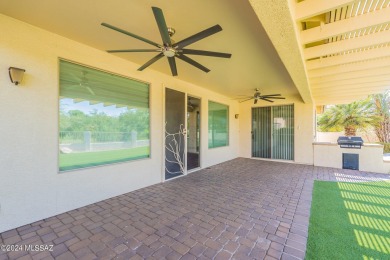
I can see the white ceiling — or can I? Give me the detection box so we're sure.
[0,0,301,100]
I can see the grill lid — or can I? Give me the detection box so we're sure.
[337,136,363,144]
[337,136,363,149]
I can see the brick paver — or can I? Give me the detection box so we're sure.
[1,158,389,259]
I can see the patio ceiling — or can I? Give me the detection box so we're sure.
[249,0,390,105]
[0,0,302,102]
[3,1,389,105]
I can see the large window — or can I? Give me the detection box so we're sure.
[208,101,229,148]
[59,60,150,171]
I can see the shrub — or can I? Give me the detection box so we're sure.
[378,143,390,153]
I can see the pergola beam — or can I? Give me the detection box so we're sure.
[306,46,390,70]
[308,57,390,78]
[304,30,390,60]
[295,0,355,21]
[312,76,390,89]
[314,94,377,103]
[310,66,390,84]
[301,7,390,44]
[313,86,389,103]
[313,81,390,93]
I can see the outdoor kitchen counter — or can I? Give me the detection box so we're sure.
[313,142,390,174]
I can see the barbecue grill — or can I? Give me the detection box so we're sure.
[337,136,363,149]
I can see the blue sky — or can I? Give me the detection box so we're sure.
[60,98,129,117]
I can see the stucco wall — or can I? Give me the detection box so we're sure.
[313,143,390,174]
[238,97,315,165]
[0,14,239,232]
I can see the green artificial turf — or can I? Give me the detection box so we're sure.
[306,180,390,260]
[59,146,149,171]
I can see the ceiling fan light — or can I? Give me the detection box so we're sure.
[163,47,176,57]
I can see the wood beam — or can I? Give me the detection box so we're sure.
[312,77,390,89]
[308,57,390,78]
[310,66,390,84]
[313,92,389,104]
[313,85,389,103]
[304,30,390,60]
[301,8,390,44]
[306,46,390,70]
[312,81,390,93]
[313,91,385,104]
[295,0,355,21]
[313,84,390,94]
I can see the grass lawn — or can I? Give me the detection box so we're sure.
[59,146,149,171]
[306,180,390,260]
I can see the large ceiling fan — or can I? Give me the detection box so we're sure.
[101,7,232,76]
[239,88,285,104]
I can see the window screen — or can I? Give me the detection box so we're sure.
[208,101,229,148]
[59,60,150,171]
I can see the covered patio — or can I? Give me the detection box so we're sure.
[1,159,389,260]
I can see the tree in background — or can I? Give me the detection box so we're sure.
[371,91,390,143]
[318,99,375,136]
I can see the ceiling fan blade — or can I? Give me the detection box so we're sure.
[260,97,274,103]
[174,25,222,49]
[232,96,252,100]
[167,57,178,76]
[181,49,231,58]
[239,98,254,103]
[101,23,161,48]
[107,49,161,53]
[254,99,258,104]
[261,94,282,97]
[152,7,172,46]
[138,53,164,71]
[262,96,285,99]
[176,54,210,73]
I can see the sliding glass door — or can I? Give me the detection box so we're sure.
[252,105,294,160]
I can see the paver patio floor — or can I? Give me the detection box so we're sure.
[1,158,389,260]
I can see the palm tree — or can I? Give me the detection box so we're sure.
[318,99,374,136]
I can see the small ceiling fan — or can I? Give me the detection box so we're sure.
[238,88,285,104]
[101,6,232,76]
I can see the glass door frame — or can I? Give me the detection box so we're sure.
[163,87,202,181]
[251,103,295,161]
[187,95,202,173]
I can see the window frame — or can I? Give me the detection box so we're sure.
[57,58,152,173]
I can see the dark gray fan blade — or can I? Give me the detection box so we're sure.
[176,54,210,73]
[262,96,285,99]
[152,7,172,46]
[168,57,178,76]
[260,97,274,103]
[101,23,161,48]
[181,49,231,58]
[239,98,254,103]
[138,53,164,71]
[107,49,161,53]
[254,99,258,104]
[233,96,252,100]
[174,25,222,49]
[261,94,282,97]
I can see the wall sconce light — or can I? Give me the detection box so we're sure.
[9,67,26,85]
[235,114,239,119]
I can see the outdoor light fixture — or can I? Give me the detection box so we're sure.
[8,67,25,85]
[235,114,239,119]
